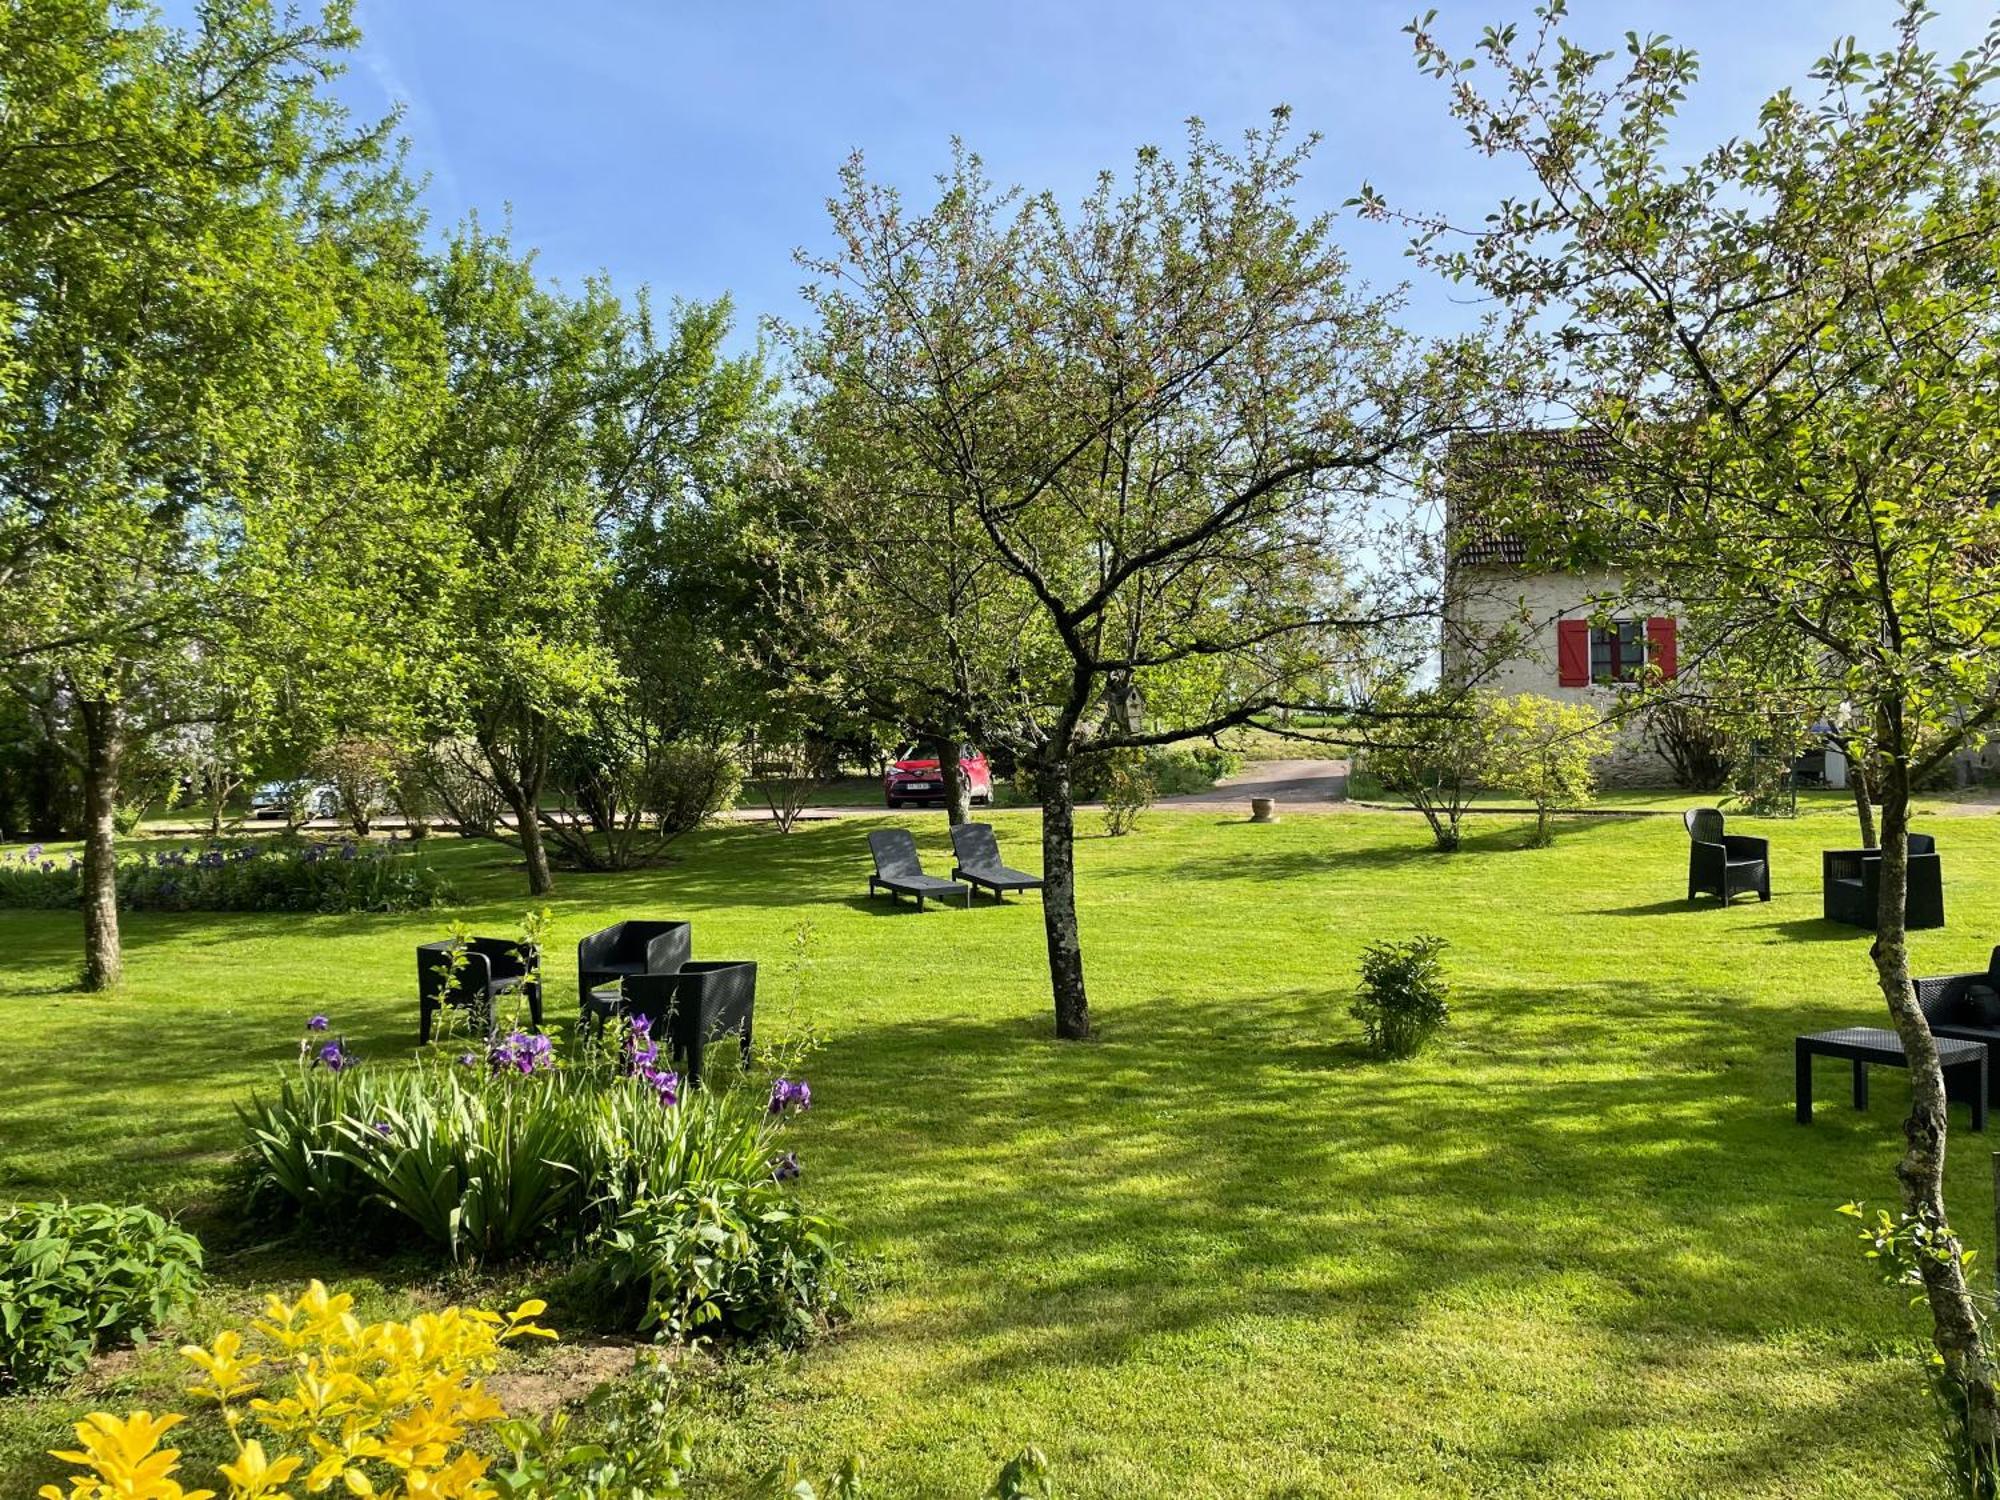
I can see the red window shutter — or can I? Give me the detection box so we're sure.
[1556,618,1590,687]
[1647,616,1678,680]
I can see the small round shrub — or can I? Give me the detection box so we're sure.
[1351,934,1451,1059]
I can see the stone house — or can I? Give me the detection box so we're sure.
[1440,428,1681,787]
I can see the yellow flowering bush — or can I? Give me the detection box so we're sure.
[40,1281,552,1500]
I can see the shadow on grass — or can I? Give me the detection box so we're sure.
[796,976,1923,1442]
[1764,917,1870,944]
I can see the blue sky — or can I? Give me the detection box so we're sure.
[333,2,1993,347]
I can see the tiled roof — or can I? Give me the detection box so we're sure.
[1446,427,1615,567]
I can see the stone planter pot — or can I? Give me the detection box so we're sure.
[1250,797,1277,823]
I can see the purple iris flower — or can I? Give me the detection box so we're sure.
[371,1120,393,1137]
[768,1077,812,1116]
[490,1030,554,1077]
[315,1039,352,1072]
[25,843,42,860]
[637,1064,679,1106]
[621,1015,663,1075]
[772,1151,801,1183]
[457,1052,479,1069]
[306,1014,330,1032]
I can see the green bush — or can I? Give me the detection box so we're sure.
[0,838,452,913]
[1100,750,1156,836]
[1149,744,1240,795]
[1366,688,1486,852]
[1351,935,1451,1059]
[0,1201,205,1392]
[580,1174,849,1346]
[1480,693,1615,847]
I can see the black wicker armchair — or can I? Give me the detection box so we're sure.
[949,823,1043,902]
[1916,945,2000,1102]
[416,936,542,1044]
[1822,834,1944,930]
[1684,807,1770,905]
[577,919,691,1016]
[620,961,757,1086]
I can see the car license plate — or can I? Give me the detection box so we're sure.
[905,782,936,792]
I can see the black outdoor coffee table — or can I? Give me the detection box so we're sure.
[1795,1027,1987,1129]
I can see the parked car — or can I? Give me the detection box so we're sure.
[884,745,993,809]
[248,782,337,821]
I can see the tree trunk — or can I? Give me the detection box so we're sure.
[479,716,557,895]
[1873,752,2000,1463]
[1038,758,1090,1040]
[506,782,554,895]
[76,697,124,991]
[1850,748,1878,850]
[930,733,971,826]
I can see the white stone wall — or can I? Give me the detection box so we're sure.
[1443,562,1678,788]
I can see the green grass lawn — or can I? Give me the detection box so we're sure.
[4,804,1997,1495]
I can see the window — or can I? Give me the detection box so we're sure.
[1589,621,1647,684]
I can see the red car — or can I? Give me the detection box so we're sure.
[884,744,994,809]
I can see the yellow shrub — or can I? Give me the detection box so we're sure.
[41,1281,552,1500]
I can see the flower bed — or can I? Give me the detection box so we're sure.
[0,838,452,914]
[235,1016,847,1343]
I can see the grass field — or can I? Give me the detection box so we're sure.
[3,800,1997,1495]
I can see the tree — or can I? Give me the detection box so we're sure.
[797,119,1477,1037]
[424,229,765,892]
[0,0,445,987]
[1399,2,2000,1451]
[1367,687,1490,851]
[1479,693,1612,847]
[773,338,1033,828]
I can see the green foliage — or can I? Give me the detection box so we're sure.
[0,840,451,914]
[1018,744,1236,818]
[581,1179,849,1346]
[0,812,1979,1490]
[984,1447,1055,1499]
[496,1361,1040,1500]
[425,226,767,895]
[415,738,508,837]
[1407,12,2000,1437]
[494,1360,697,1498]
[544,737,744,871]
[1148,745,1240,796]
[1479,694,1615,847]
[1351,935,1451,1060]
[0,1201,204,1392]
[1012,756,1112,808]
